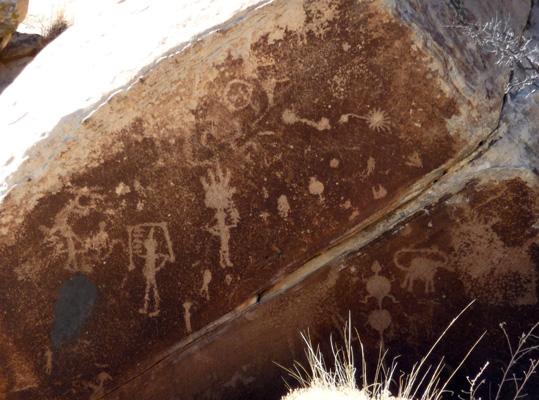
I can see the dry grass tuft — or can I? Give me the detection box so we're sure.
[279,302,539,400]
[40,8,71,48]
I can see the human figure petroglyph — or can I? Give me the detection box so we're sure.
[127,223,175,317]
[393,247,451,294]
[201,166,240,268]
[40,187,105,274]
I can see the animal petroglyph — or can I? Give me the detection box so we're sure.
[127,223,175,317]
[282,109,331,131]
[40,187,108,274]
[394,247,451,294]
[201,166,240,268]
[338,108,391,132]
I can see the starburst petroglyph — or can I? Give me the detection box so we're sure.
[361,108,391,132]
[201,166,240,268]
[338,108,391,132]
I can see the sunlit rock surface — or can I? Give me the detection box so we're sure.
[0,0,537,398]
[0,0,28,52]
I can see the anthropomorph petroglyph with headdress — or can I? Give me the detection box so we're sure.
[201,166,240,268]
[127,222,175,317]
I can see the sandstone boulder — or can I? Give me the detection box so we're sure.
[0,0,537,398]
[0,0,28,53]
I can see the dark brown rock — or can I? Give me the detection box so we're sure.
[0,0,537,398]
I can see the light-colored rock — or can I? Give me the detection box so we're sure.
[0,0,29,52]
[0,0,537,398]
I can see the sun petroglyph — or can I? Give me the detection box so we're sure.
[201,166,240,268]
[339,108,391,132]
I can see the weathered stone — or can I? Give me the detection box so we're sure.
[0,0,29,52]
[0,0,537,398]
[0,32,41,94]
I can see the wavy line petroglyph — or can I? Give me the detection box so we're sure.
[127,222,175,317]
[393,247,451,294]
[201,166,240,268]
[282,109,331,131]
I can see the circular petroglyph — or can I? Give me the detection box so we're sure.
[224,79,254,111]
[368,309,392,334]
[309,177,324,196]
[330,158,340,168]
[362,108,391,132]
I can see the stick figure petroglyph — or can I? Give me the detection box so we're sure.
[127,223,175,317]
[201,166,240,268]
[393,247,451,294]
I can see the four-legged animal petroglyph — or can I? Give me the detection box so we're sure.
[201,166,240,268]
[127,223,175,317]
[394,247,451,294]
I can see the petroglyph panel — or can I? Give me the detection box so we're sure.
[111,174,539,400]
[0,0,516,397]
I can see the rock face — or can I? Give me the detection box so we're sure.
[0,0,28,52]
[0,0,537,399]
